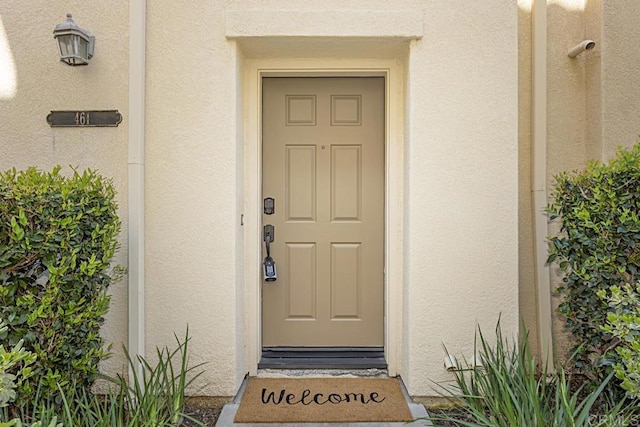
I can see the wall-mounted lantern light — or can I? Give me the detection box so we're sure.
[53,14,94,66]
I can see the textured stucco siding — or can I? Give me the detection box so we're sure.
[601,0,640,158]
[404,1,519,393]
[1,0,521,397]
[144,3,242,396]
[145,0,520,397]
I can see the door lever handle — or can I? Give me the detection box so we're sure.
[263,224,275,243]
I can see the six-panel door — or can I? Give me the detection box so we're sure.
[262,77,384,346]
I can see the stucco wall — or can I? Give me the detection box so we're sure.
[584,0,602,161]
[600,0,640,158]
[0,1,129,380]
[546,1,592,360]
[145,0,519,397]
[144,3,242,396]
[404,1,519,393]
[2,1,520,398]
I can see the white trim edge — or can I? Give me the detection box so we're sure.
[225,11,423,39]
[243,59,405,378]
[532,0,554,369]
[128,0,146,377]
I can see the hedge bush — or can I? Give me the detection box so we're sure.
[0,320,36,414]
[547,143,640,393]
[0,166,121,401]
[599,283,640,399]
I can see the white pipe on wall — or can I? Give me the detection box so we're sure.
[567,40,596,58]
[532,0,554,369]
[128,0,146,378]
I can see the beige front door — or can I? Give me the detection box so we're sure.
[262,77,384,347]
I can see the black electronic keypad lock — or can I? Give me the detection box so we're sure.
[264,197,275,215]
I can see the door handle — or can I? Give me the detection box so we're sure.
[263,225,277,282]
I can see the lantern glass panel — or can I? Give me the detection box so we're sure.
[57,34,74,57]
[77,38,88,61]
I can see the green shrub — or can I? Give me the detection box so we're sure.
[0,320,36,424]
[0,166,121,401]
[599,283,640,399]
[547,143,640,390]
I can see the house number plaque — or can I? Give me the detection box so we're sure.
[47,110,122,127]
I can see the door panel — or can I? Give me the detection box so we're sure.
[262,77,384,347]
[286,146,316,221]
[285,242,316,319]
[331,145,362,221]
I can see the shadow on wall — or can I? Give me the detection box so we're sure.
[518,0,604,367]
[547,0,601,366]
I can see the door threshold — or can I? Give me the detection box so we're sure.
[259,347,387,369]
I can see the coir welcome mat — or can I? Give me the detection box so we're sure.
[234,377,413,423]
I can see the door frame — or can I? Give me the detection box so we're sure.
[243,58,405,376]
